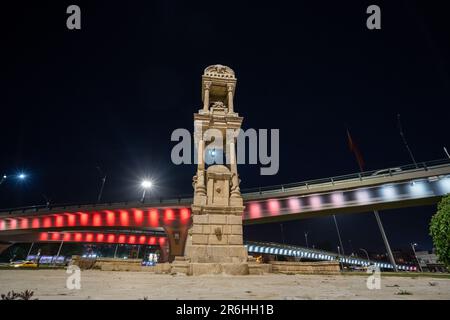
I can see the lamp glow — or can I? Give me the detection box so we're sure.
[141,180,153,189]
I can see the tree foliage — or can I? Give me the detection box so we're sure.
[430,195,450,268]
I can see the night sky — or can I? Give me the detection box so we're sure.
[1,1,449,254]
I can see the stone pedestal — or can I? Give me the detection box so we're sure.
[185,209,247,264]
[183,164,248,275]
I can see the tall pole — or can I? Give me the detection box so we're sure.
[280,223,285,245]
[141,189,146,203]
[411,243,423,272]
[96,167,106,203]
[374,210,398,272]
[304,231,309,248]
[337,246,344,271]
[54,240,64,266]
[397,114,418,168]
[27,242,34,258]
[444,147,450,160]
[333,215,345,255]
[114,244,119,259]
[97,175,106,203]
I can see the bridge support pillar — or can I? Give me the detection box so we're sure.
[0,242,12,255]
[163,224,190,263]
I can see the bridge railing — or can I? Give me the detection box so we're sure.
[0,195,194,217]
[240,158,450,197]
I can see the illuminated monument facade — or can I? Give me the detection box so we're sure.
[179,65,249,275]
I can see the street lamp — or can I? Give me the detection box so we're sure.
[140,179,153,202]
[1,172,27,185]
[411,242,423,272]
[359,248,370,265]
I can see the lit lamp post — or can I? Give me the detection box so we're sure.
[96,167,107,203]
[0,172,27,186]
[359,248,370,265]
[411,243,423,272]
[140,180,153,203]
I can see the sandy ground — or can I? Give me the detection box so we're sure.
[0,270,449,300]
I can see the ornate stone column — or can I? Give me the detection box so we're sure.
[227,83,234,113]
[196,139,206,196]
[229,141,241,199]
[203,81,212,112]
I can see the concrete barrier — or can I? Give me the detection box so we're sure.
[269,261,340,274]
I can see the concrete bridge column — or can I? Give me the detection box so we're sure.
[163,224,190,262]
[0,242,12,255]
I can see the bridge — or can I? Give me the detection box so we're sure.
[245,241,417,271]
[1,159,449,262]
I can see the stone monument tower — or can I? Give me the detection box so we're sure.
[182,64,248,275]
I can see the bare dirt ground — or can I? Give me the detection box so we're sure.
[0,269,449,300]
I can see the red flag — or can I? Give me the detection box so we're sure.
[347,129,365,172]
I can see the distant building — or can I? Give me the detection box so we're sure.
[392,250,416,265]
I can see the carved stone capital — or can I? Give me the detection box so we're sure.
[204,81,212,90]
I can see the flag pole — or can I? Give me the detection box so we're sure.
[397,114,418,168]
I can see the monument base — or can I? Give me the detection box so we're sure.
[170,257,250,275]
[189,262,249,275]
[269,261,341,274]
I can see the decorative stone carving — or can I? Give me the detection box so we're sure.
[214,227,222,240]
[192,175,197,190]
[230,172,241,197]
[212,101,224,108]
[196,170,206,196]
[204,64,236,79]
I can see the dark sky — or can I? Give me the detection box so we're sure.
[1,1,449,254]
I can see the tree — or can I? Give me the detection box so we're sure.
[430,194,450,268]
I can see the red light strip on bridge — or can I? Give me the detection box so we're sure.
[39,232,166,246]
[0,207,191,231]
